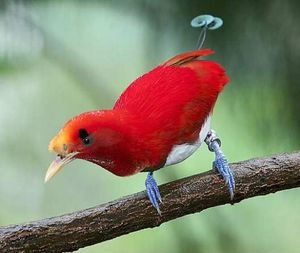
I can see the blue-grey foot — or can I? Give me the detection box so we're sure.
[145,172,162,215]
[205,130,235,200]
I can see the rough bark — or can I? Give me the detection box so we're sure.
[1,151,300,252]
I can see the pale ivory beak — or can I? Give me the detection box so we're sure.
[44,152,79,183]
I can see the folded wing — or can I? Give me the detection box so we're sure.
[114,49,229,145]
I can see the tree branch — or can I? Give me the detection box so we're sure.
[1,151,300,252]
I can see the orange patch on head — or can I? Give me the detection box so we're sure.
[48,129,71,155]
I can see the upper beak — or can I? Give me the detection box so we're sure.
[44,152,79,183]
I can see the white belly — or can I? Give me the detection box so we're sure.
[164,115,211,167]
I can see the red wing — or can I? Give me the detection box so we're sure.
[114,49,229,144]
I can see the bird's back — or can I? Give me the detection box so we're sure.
[114,49,229,147]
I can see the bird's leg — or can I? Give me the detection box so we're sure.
[205,129,235,200]
[145,172,162,215]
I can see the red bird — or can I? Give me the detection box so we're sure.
[45,49,234,214]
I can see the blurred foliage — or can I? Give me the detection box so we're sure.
[0,0,299,252]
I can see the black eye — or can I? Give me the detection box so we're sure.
[79,128,92,145]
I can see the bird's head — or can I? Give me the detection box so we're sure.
[45,110,124,182]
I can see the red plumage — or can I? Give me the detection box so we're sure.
[48,49,229,178]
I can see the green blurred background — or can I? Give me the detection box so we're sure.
[0,0,299,252]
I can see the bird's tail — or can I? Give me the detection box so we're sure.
[162,49,214,66]
[162,49,229,92]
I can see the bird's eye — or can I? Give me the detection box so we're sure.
[79,128,93,146]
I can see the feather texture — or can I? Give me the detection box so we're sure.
[111,49,229,174]
[49,49,229,177]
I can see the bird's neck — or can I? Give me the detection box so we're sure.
[80,109,155,176]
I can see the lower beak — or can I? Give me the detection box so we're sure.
[44,152,79,183]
